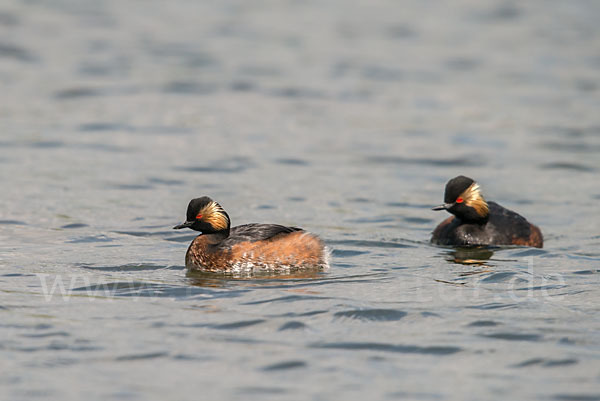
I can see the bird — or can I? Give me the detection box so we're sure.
[431,176,543,248]
[173,196,329,271]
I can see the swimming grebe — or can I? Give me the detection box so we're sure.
[173,197,329,271]
[431,176,543,248]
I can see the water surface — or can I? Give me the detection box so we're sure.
[1,0,600,400]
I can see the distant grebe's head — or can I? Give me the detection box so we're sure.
[173,196,230,233]
[432,175,489,223]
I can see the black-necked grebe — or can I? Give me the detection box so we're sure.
[431,176,543,248]
[173,197,329,271]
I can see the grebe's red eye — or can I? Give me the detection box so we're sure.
[196,214,203,219]
[456,197,464,203]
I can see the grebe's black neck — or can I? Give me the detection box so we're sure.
[451,206,489,225]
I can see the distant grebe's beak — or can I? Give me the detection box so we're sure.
[432,203,453,211]
[173,221,194,229]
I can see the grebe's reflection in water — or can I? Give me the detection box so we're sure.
[446,247,495,266]
[186,268,326,288]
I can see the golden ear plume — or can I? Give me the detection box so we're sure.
[201,201,230,230]
[461,183,489,217]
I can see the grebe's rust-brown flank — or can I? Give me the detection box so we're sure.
[173,197,329,272]
[431,176,543,248]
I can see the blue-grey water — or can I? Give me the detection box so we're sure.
[1,0,600,400]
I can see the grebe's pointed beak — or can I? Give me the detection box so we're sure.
[173,221,194,229]
[432,203,453,211]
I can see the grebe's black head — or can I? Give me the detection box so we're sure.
[173,196,231,234]
[432,175,489,223]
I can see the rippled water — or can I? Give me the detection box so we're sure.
[2,0,600,400]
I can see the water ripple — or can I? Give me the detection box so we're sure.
[512,358,578,368]
[162,81,218,95]
[310,342,462,355]
[71,281,242,299]
[365,155,485,167]
[269,310,328,318]
[540,162,595,172]
[60,223,88,229]
[113,230,175,238]
[480,272,518,283]
[482,332,542,342]
[467,320,500,327]
[327,239,414,249]
[573,269,600,275]
[115,352,169,361]
[164,234,197,243]
[242,295,329,305]
[0,42,36,62]
[467,303,518,310]
[333,309,407,322]
[66,234,114,244]
[0,219,26,225]
[175,156,255,173]
[554,394,600,401]
[21,332,69,338]
[54,86,138,99]
[211,319,266,330]
[509,248,548,257]
[236,386,286,395]
[274,158,309,166]
[261,360,307,371]
[278,321,307,331]
[331,249,369,257]
[76,263,181,272]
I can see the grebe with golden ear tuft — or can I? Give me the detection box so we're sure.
[431,176,543,248]
[174,197,329,272]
